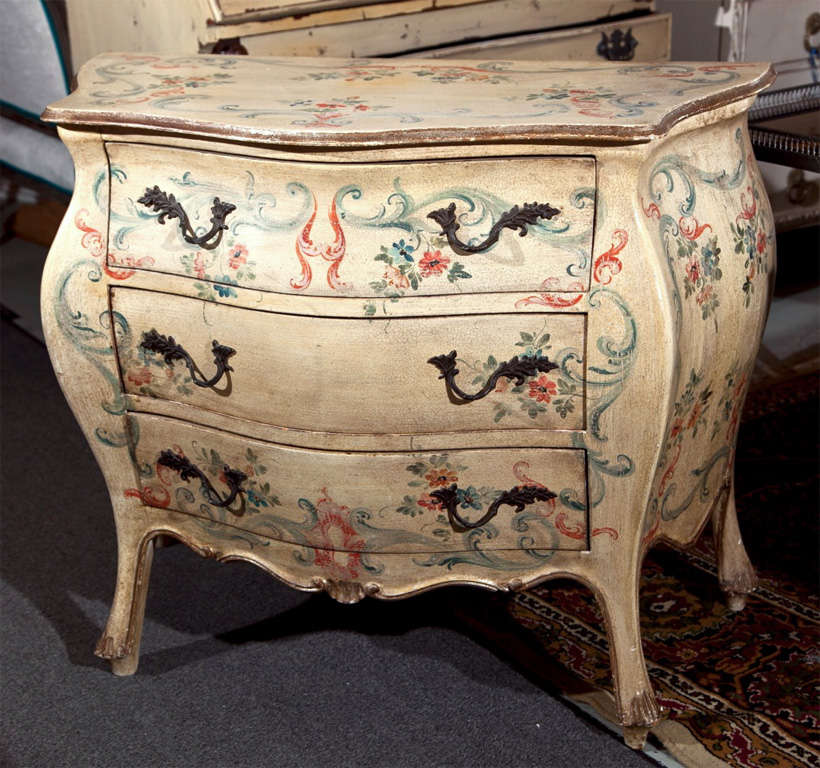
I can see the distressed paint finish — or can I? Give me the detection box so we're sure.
[129,412,590,556]
[44,54,773,144]
[41,54,774,747]
[640,116,776,552]
[106,143,595,298]
[112,288,587,433]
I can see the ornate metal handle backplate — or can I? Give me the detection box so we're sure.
[137,185,236,249]
[428,350,558,403]
[157,449,247,509]
[426,201,559,256]
[139,329,236,389]
[596,28,638,61]
[431,483,557,532]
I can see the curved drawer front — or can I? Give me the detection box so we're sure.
[113,288,586,433]
[131,413,589,554]
[107,143,595,298]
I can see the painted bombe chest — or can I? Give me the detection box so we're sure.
[42,54,775,749]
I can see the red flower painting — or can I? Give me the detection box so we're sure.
[528,375,557,403]
[418,250,450,277]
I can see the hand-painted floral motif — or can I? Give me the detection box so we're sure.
[710,362,747,442]
[108,164,309,301]
[129,443,281,513]
[302,62,514,85]
[397,455,503,537]
[644,357,750,544]
[120,336,196,399]
[659,369,713,475]
[369,238,471,298]
[305,64,402,82]
[644,127,750,328]
[192,444,281,510]
[134,442,591,570]
[410,65,513,85]
[283,96,380,128]
[72,54,765,129]
[86,55,236,106]
[731,184,771,307]
[453,323,582,423]
[525,86,656,118]
[517,228,638,520]
[643,200,723,325]
[678,222,722,321]
[178,248,250,301]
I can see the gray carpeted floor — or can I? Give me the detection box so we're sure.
[1,318,659,768]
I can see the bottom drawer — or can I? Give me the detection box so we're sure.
[129,413,589,556]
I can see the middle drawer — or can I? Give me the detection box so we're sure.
[112,288,586,434]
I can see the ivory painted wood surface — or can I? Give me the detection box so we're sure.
[43,54,773,144]
[131,412,590,554]
[66,0,653,67]
[411,12,671,62]
[107,144,595,296]
[211,0,406,22]
[112,288,587,432]
[42,54,775,747]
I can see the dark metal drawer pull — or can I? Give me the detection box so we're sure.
[137,185,236,250]
[427,201,559,256]
[157,450,247,509]
[431,483,557,532]
[427,349,558,403]
[139,329,236,389]
[596,28,638,61]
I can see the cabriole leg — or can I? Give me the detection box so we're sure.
[712,479,757,611]
[95,516,156,676]
[595,574,664,749]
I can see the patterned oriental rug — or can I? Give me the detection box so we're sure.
[458,373,819,767]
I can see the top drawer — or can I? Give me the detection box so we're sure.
[107,143,595,299]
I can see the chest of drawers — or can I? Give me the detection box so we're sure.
[42,53,775,749]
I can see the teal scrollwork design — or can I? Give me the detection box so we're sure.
[88,56,237,105]
[146,446,580,573]
[561,441,633,513]
[337,180,594,287]
[413,527,558,571]
[54,259,124,436]
[338,179,578,244]
[646,127,747,329]
[524,85,657,118]
[619,64,749,96]
[556,285,637,441]
[110,168,312,250]
[552,284,637,513]
[648,127,746,218]
[659,446,730,522]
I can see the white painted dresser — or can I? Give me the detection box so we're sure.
[42,54,774,748]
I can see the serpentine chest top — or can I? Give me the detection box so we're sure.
[42,54,775,748]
